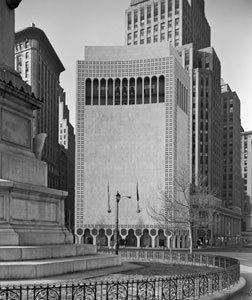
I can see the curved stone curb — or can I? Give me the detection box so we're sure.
[200,277,246,300]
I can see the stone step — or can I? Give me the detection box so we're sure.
[0,244,97,261]
[0,253,121,280]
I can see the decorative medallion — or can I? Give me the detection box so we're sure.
[76,228,83,236]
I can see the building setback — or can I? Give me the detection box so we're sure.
[15,25,65,189]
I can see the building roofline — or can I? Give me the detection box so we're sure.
[15,26,65,74]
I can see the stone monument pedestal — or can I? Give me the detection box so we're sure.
[0,180,73,245]
[0,0,121,279]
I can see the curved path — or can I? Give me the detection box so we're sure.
[199,247,252,299]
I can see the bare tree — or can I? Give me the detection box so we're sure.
[148,170,218,254]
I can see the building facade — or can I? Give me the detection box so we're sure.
[241,131,252,232]
[125,0,210,50]
[221,81,243,211]
[15,25,65,189]
[76,43,191,248]
[59,91,76,232]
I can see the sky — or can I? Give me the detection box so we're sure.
[15,0,252,131]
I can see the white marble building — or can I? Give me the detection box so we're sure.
[75,43,191,248]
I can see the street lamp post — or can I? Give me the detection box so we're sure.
[114,192,132,255]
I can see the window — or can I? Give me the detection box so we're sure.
[127,12,132,30]
[205,55,210,68]
[159,75,165,102]
[122,78,128,105]
[154,25,158,32]
[140,8,145,26]
[137,77,142,104]
[93,79,99,105]
[151,76,157,103]
[161,1,165,19]
[168,20,172,28]
[154,35,158,42]
[154,3,158,22]
[147,5,151,24]
[129,78,135,104]
[168,0,172,17]
[100,78,106,105]
[107,78,113,105]
[127,33,132,45]
[85,78,91,105]
[25,61,29,78]
[175,18,179,26]
[175,0,179,14]
[25,52,29,59]
[134,10,138,28]
[115,78,120,105]
[144,77,150,104]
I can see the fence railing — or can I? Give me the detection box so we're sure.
[0,250,240,300]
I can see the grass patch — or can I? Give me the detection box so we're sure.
[119,262,217,276]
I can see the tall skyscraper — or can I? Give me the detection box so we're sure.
[15,25,65,189]
[221,81,243,209]
[191,47,222,195]
[125,0,210,50]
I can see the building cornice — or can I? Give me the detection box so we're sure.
[15,26,65,74]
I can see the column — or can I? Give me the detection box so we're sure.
[151,236,155,248]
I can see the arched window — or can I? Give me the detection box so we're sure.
[122,78,128,105]
[159,75,165,102]
[85,78,91,105]
[151,76,157,103]
[144,77,150,104]
[107,78,113,105]
[93,78,99,105]
[129,78,135,104]
[115,78,120,105]
[137,77,142,104]
[100,78,106,105]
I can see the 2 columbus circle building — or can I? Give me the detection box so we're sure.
[75,0,243,248]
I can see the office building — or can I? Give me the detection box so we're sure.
[125,0,210,50]
[76,43,191,248]
[15,25,65,188]
[221,81,243,209]
[59,92,76,232]
[241,131,252,232]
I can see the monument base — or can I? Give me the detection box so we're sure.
[0,244,121,280]
[0,180,73,245]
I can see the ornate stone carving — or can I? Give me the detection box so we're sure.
[6,0,22,10]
